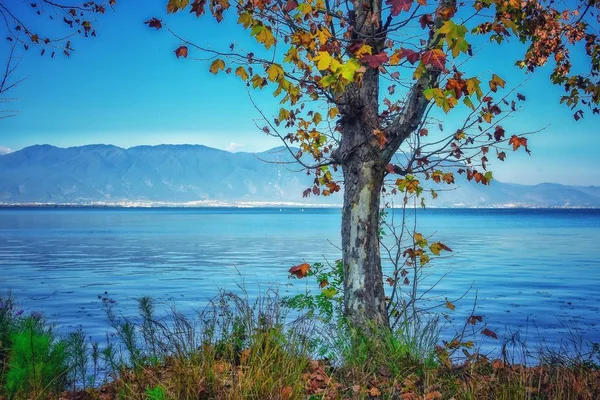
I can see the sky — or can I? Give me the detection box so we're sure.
[0,1,598,186]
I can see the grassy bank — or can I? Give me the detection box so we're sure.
[1,280,599,399]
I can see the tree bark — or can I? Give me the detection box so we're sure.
[341,150,389,329]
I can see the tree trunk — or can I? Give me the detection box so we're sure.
[341,152,389,329]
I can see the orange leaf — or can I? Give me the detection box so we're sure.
[289,262,310,278]
[421,49,447,71]
[509,135,528,151]
[425,391,442,400]
[368,386,382,397]
[373,129,388,149]
[280,386,293,399]
[319,279,329,288]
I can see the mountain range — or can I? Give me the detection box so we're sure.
[0,144,598,208]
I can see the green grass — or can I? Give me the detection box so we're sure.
[0,286,599,400]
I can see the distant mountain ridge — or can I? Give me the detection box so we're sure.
[0,144,599,207]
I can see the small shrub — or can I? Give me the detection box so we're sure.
[4,316,69,399]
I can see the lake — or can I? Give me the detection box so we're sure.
[1,207,599,355]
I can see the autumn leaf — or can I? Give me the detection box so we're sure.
[251,23,275,49]
[445,298,456,310]
[391,48,420,65]
[489,73,506,92]
[429,242,452,255]
[362,52,389,68]
[289,262,310,278]
[280,386,293,399]
[436,5,456,20]
[468,315,483,325]
[209,59,225,74]
[190,0,207,16]
[481,328,499,339]
[367,386,382,397]
[319,279,329,288]
[313,51,333,70]
[508,135,528,151]
[175,45,188,58]
[494,125,505,141]
[266,63,284,82]
[235,66,249,80]
[386,0,413,16]
[419,128,428,136]
[421,49,447,71]
[144,18,162,29]
[438,20,468,58]
[167,0,189,13]
[419,14,433,29]
[373,129,388,149]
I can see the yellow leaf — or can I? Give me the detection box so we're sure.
[445,299,456,311]
[328,107,339,119]
[266,64,284,82]
[316,27,331,44]
[337,58,361,81]
[237,12,254,28]
[209,59,226,74]
[354,44,373,58]
[313,112,322,125]
[235,66,249,81]
[251,74,265,89]
[429,242,441,255]
[313,51,333,70]
[489,73,506,92]
[414,233,427,247]
[251,23,275,49]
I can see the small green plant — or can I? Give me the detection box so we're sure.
[282,260,344,324]
[4,316,69,399]
[145,384,168,400]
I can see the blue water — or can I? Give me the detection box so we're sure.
[0,207,599,353]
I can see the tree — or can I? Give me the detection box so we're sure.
[148,0,599,329]
[0,0,114,118]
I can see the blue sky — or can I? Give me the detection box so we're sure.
[0,1,598,186]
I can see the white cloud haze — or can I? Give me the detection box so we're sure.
[0,146,12,155]
[227,142,246,152]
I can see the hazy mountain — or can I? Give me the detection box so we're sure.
[0,144,598,207]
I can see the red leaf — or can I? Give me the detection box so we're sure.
[481,328,498,339]
[175,45,188,58]
[284,0,298,12]
[190,0,207,16]
[419,14,433,29]
[419,128,428,136]
[289,263,310,278]
[493,126,505,141]
[385,0,413,16]
[398,48,420,64]
[421,49,446,71]
[144,17,162,29]
[362,52,389,68]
